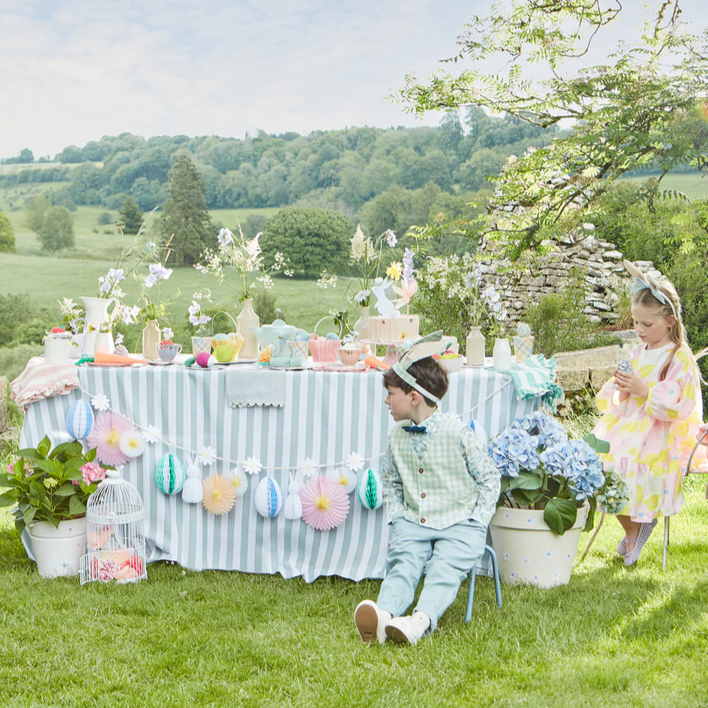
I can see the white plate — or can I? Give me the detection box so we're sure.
[147,359,176,366]
[214,358,258,365]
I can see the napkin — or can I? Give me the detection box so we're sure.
[224,367,286,408]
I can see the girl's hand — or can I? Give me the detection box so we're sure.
[614,370,649,399]
[698,424,708,446]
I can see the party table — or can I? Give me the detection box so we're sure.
[19,363,543,582]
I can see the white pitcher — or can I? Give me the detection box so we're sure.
[81,296,118,356]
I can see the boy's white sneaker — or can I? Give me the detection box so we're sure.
[354,600,391,644]
[385,611,431,646]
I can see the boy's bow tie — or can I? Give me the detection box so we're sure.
[402,424,427,434]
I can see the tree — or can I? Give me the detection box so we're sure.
[118,197,144,235]
[157,154,212,266]
[24,193,51,234]
[38,206,75,253]
[260,207,353,278]
[398,1,708,258]
[18,148,33,163]
[0,213,16,252]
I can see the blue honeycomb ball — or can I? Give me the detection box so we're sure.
[66,399,94,440]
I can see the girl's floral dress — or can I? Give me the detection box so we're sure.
[593,342,705,521]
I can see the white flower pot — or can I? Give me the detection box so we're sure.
[29,517,87,578]
[490,505,587,588]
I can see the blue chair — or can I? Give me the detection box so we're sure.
[466,544,502,622]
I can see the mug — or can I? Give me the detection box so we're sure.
[337,347,361,367]
[44,337,69,365]
[157,343,182,363]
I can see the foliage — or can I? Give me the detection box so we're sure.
[0,437,107,531]
[252,287,279,324]
[260,207,353,278]
[413,252,507,351]
[0,344,44,384]
[97,211,113,226]
[488,412,626,535]
[157,154,213,267]
[118,197,144,235]
[526,271,619,356]
[24,193,51,234]
[38,205,75,253]
[0,212,15,253]
[397,1,708,258]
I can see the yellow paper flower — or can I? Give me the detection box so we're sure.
[386,262,402,281]
[202,474,236,515]
[258,344,273,363]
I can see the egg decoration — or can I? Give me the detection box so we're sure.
[357,468,383,511]
[66,399,94,440]
[181,457,203,504]
[155,453,185,495]
[195,352,217,368]
[254,476,283,518]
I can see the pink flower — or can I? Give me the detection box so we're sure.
[80,462,106,486]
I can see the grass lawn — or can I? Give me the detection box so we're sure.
[1,432,707,708]
[621,172,708,201]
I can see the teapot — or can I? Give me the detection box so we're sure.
[249,319,300,358]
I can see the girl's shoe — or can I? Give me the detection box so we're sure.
[617,537,627,556]
[624,519,658,567]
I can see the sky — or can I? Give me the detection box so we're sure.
[0,0,706,160]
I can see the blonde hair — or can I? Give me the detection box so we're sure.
[632,278,702,381]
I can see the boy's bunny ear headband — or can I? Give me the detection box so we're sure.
[392,330,448,404]
[623,259,677,317]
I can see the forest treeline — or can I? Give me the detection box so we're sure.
[0,109,555,217]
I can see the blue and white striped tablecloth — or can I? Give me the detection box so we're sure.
[20,365,541,581]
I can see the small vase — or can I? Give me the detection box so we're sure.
[142,319,161,360]
[236,298,259,360]
[492,338,512,370]
[465,326,485,367]
[354,306,370,341]
[94,332,115,356]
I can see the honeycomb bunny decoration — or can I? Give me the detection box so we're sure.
[182,456,203,504]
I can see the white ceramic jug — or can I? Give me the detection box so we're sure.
[492,338,512,370]
[81,296,118,356]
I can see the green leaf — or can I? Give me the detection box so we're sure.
[85,448,97,463]
[0,492,17,507]
[511,487,545,506]
[543,498,578,535]
[69,496,86,516]
[53,484,77,497]
[583,497,597,533]
[14,448,41,461]
[582,433,610,455]
[50,441,83,460]
[23,506,37,527]
[34,460,63,476]
[36,436,52,459]
[507,469,544,491]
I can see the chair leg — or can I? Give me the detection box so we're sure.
[663,516,670,570]
[486,545,502,608]
[581,511,605,560]
[465,568,477,623]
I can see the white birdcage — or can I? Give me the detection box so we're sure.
[79,468,147,585]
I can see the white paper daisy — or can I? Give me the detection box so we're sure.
[345,451,365,472]
[228,466,249,497]
[299,457,317,478]
[243,457,262,475]
[197,446,217,466]
[119,430,146,458]
[327,466,357,494]
[91,394,110,412]
[141,425,160,444]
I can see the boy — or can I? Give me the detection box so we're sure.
[355,332,500,646]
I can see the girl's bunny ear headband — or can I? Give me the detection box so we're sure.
[392,330,449,403]
[623,259,677,317]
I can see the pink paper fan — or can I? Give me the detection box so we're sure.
[87,412,132,467]
[300,476,350,531]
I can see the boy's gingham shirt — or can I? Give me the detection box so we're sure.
[380,410,501,529]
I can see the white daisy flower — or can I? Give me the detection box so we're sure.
[91,394,110,412]
[141,425,160,444]
[243,457,262,475]
[119,430,146,458]
[327,466,357,494]
[197,446,217,466]
[345,451,365,472]
[228,466,249,497]
[300,457,317,478]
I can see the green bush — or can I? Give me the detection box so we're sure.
[0,344,44,384]
[252,288,278,324]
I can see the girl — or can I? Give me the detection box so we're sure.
[593,261,705,566]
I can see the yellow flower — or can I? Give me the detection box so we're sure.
[386,262,402,281]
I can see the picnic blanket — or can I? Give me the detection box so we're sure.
[10,357,80,411]
[491,354,564,411]
[224,367,286,408]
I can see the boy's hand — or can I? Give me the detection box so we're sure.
[614,370,649,399]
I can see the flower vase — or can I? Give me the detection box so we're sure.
[354,306,370,341]
[492,338,512,370]
[465,326,485,367]
[94,332,115,356]
[142,319,161,360]
[236,298,259,359]
[81,296,118,356]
